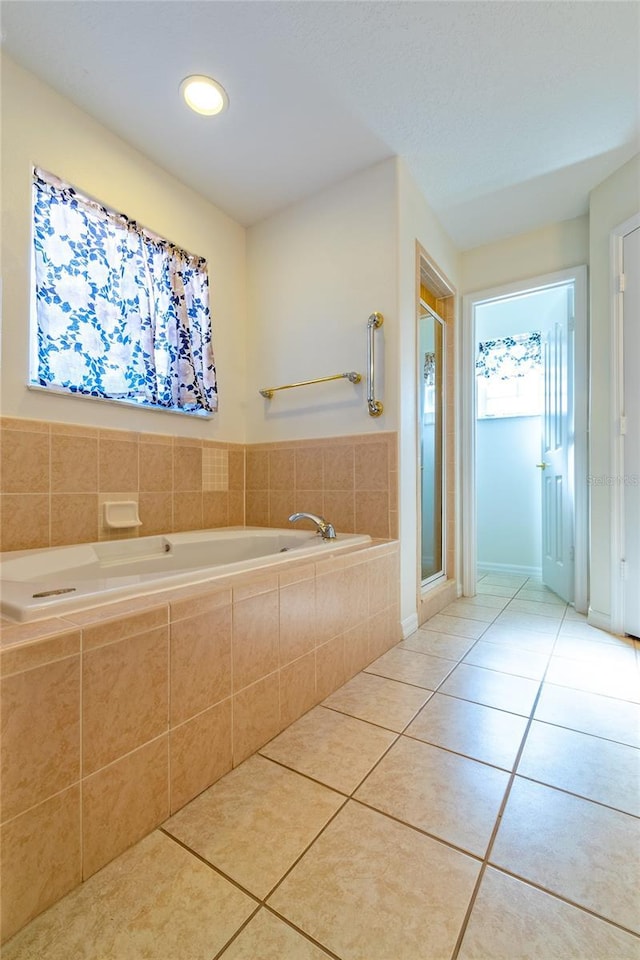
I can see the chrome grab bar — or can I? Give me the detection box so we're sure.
[367,312,384,417]
[259,371,361,399]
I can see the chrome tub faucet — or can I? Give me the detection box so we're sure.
[288,512,336,540]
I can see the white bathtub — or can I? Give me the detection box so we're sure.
[0,527,371,623]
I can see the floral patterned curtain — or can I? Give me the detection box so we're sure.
[32,168,217,414]
[476,332,542,380]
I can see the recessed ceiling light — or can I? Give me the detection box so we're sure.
[180,75,228,116]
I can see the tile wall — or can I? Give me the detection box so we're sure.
[0,541,400,942]
[0,418,397,552]
[246,433,398,540]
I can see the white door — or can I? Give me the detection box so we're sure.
[540,285,574,602]
[623,226,640,636]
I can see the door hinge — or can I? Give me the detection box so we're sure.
[620,558,627,580]
[620,415,628,436]
[617,273,626,293]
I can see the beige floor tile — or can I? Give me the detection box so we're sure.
[476,582,519,598]
[321,671,431,732]
[457,594,511,610]
[406,693,528,770]
[439,663,540,716]
[518,720,640,815]
[553,633,637,668]
[494,611,559,635]
[441,600,501,623]
[545,655,640,703]
[535,682,640,748]
[1,831,256,960]
[364,646,456,689]
[219,909,332,959]
[355,736,509,856]
[458,867,640,960]
[506,598,566,620]
[491,777,640,932]
[559,619,622,644]
[163,755,344,899]
[260,705,396,794]
[268,801,480,960]
[515,586,566,604]
[403,631,474,660]
[478,574,528,588]
[421,613,487,640]
[480,624,556,655]
[463,640,549,680]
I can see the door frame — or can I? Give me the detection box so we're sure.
[461,266,588,610]
[610,213,640,635]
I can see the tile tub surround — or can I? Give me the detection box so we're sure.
[4,577,639,960]
[245,432,398,540]
[0,539,400,943]
[0,417,398,552]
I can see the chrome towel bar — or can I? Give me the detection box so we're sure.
[367,312,384,417]
[259,371,361,399]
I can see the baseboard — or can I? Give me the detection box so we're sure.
[477,562,542,577]
[401,613,419,639]
[587,607,613,633]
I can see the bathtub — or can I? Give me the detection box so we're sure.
[0,526,371,623]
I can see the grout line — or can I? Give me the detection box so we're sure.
[255,752,352,799]
[479,863,640,940]
[507,770,640,819]
[258,796,350,903]
[350,793,486,864]
[211,903,262,960]
[159,827,262,904]
[262,905,344,960]
[449,610,564,959]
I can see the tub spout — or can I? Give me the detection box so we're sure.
[288,512,336,540]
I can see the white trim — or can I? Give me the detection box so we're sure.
[610,212,640,635]
[588,606,614,634]
[461,267,588,608]
[572,266,589,613]
[461,294,477,595]
[401,613,419,638]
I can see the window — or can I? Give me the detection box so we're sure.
[31,168,217,415]
[476,331,543,419]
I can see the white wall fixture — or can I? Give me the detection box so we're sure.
[103,501,142,530]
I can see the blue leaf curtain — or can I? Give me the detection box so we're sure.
[476,332,542,381]
[32,168,217,414]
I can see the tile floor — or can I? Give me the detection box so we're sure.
[4,574,640,959]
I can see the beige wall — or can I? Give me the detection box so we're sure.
[1,55,247,442]
[461,216,589,294]
[588,154,640,623]
[246,158,398,443]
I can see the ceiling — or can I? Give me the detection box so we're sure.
[2,1,639,249]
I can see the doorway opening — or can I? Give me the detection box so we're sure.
[462,267,588,611]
